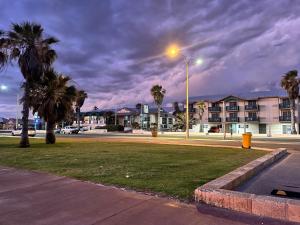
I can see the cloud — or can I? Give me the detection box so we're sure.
[1,0,300,116]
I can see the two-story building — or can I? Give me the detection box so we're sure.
[189,90,300,135]
[80,105,175,130]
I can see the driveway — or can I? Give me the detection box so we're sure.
[0,166,296,225]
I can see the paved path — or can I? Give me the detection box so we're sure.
[0,167,297,225]
[236,152,300,196]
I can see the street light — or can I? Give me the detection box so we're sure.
[0,84,8,91]
[165,44,203,139]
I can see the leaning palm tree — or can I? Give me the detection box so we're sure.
[150,85,166,132]
[281,70,300,134]
[75,90,88,131]
[31,69,77,144]
[0,22,58,147]
[195,101,206,132]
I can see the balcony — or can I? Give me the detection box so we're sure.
[245,105,259,111]
[208,117,221,123]
[226,106,239,111]
[208,106,221,112]
[245,117,260,122]
[279,103,290,109]
[279,116,291,122]
[226,117,239,122]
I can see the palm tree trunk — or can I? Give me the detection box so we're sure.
[77,108,80,131]
[46,120,56,144]
[19,82,30,148]
[199,115,202,133]
[157,105,161,132]
[291,99,297,134]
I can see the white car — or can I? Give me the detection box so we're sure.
[61,126,79,134]
[12,128,36,137]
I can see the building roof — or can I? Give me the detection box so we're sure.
[188,90,290,103]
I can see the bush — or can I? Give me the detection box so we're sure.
[132,122,140,129]
[97,124,124,132]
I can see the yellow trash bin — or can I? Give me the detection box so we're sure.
[242,132,252,149]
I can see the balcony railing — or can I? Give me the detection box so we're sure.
[208,117,221,123]
[226,117,239,122]
[226,106,239,111]
[279,116,291,122]
[279,103,290,109]
[245,105,259,111]
[208,106,221,112]
[245,117,260,122]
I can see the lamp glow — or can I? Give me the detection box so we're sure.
[195,58,203,65]
[166,44,180,58]
[0,85,8,91]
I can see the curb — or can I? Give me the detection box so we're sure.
[194,148,300,223]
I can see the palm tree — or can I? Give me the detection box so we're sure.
[31,69,77,144]
[0,22,58,147]
[75,90,88,131]
[195,101,206,132]
[150,85,166,132]
[281,70,300,134]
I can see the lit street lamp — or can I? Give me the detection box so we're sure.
[166,44,203,139]
[0,84,8,91]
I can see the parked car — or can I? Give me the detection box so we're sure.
[61,126,79,134]
[80,126,89,131]
[208,126,220,133]
[11,127,36,137]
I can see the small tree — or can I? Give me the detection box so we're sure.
[150,85,166,132]
[195,101,206,132]
[75,90,88,131]
[281,70,300,134]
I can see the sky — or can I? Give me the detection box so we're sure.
[0,0,300,118]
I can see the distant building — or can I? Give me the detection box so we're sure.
[79,105,175,130]
[187,90,300,135]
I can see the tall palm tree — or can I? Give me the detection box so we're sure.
[195,101,206,132]
[31,69,77,144]
[75,90,88,131]
[281,70,300,134]
[0,22,58,147]
[150,85,166,132]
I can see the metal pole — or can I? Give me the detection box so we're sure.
[185,59,189,139]
[223,101,226,139]
[140,104,143,130]
[115,107,117,125]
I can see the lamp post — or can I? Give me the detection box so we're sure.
[165,44,203,139]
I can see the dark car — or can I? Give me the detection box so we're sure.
[208,126,220,133]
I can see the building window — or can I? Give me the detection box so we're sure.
[162,118,167,124]
[211,113,219,118]
[248,112,257,118]
[229,112,238,118]
[168,118,173,124]
[229,102,237,107]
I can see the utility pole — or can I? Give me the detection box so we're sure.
[16,94,19,129]
[223,101,226,139]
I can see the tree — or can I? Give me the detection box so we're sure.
[195,101,206,132]
[150,85,166,132]
[31,69,77,144]
[0,22,58,147]
[281,70,300,134]
[75,90,88,131]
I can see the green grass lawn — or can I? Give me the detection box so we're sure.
[0,137,266,201]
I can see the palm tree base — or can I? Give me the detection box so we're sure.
[19,138,30,148]
[46,133,56,144]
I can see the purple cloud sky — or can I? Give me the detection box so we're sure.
[1,0,300,117]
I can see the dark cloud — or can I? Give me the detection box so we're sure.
[1,0,300,116]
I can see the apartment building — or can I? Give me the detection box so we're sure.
[189,90,300,135]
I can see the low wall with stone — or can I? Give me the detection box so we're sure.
[194,148,300,223]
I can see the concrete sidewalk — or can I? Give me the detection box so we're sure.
[0,167,296,225]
